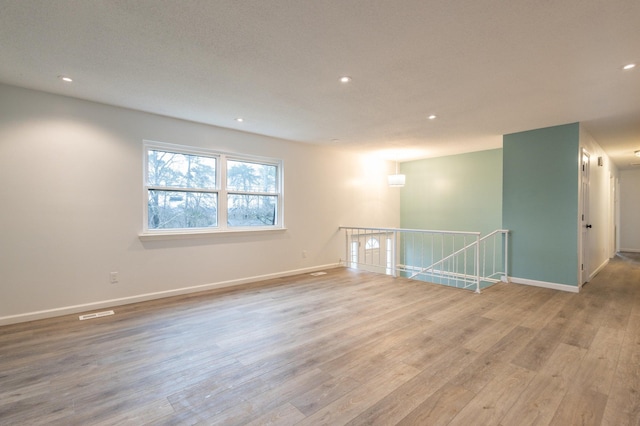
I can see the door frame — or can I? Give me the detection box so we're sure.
[580,148,590,286]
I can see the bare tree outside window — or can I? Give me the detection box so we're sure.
[147,150,217,229]
[227,160,277,227]
[143,143,283,233]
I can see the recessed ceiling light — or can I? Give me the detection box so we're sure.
[634,150,640,157]
[235,117,244,122]
[623,63,636,70]
[339,76,352,83]
[58,75,73,82]
[331,139,340,143]
[428,114,437,120]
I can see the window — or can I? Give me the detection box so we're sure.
[146,149,218,230]
[143,141,283,234]
[365,238,380,250]
[227,160,278,227]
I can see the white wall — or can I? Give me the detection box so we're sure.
[620,169,640,252]
[579,125,619,279]
[0,84,399,324]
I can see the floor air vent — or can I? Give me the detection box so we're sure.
[79,310,115,321]
[310,272,327,276]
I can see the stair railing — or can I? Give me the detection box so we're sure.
[339,226,509,293]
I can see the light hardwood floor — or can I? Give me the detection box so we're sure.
[1,254,640,425]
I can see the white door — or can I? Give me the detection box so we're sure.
[581,149,590,285]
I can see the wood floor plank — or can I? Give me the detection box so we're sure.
[549,389,607,426]
[483,286,554,322]
[296,362,421,426]
[92,398,175,426]
[600,313,640,426]
[448,363,535,426]
[449,356,515,394]
[0,391,74,426]
[199,368,332,425]
[517,290,572,330]
[289,375,362,417]
[499,343,586,426]
[243,403,306,426]
[555,296,601,349]
[462,319,517,353]
[570,326,625,395]
[395,384,476,426]
[342,345,480,425]
[482,325,538,365]
[511,326,564,372]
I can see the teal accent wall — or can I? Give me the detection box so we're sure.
[503,123,579,286]
[400,149,503,234]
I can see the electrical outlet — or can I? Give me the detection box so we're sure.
[110,272,119,283]
[302,250,308,258]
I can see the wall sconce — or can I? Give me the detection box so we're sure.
[388,161,405,187]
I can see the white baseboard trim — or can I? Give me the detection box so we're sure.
[620,248,640,253]
[0,263,341,326]
[509,276,580,293]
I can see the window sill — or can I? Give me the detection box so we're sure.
[138,227,287,241]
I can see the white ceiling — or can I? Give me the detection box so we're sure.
[1,0,639,167]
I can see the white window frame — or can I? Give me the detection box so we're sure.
[141,140,284,238]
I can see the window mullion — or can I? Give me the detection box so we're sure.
[146,186,218,194]
[226,191,277,197]
[219,154,228,229]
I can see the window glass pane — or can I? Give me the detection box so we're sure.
[365,238,380,250]
[148,190,217,229]
[227,194,277,226]
[227,160,276,192]
[350,241,359,268]
[148,150,216,189]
